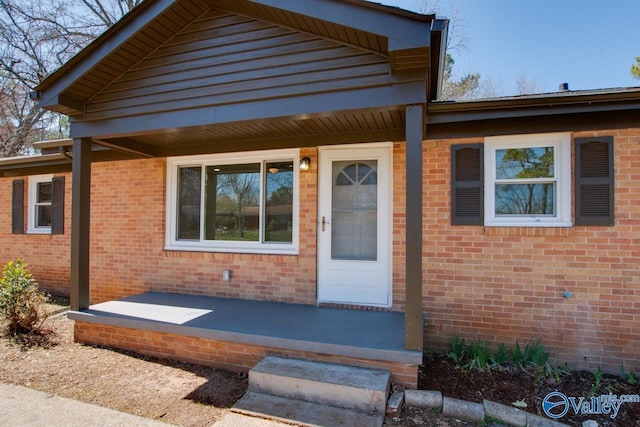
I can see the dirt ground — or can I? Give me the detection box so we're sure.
[0,302,246,427]
[0,299,470,426]
[6,299,636,427]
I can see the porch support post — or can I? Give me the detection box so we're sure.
[405,104,424,351]
[70,138,92,311]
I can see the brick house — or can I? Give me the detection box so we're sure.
[1,0,639,387]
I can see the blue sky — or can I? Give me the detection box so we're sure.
[372,0,640,96]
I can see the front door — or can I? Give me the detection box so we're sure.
[317,144,392,307]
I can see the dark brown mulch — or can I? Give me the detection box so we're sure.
[420,354,640,427]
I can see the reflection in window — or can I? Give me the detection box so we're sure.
[176,160,294,245]
[205,163,260,242]
[177,167,201,240]
[35,181,52,228]
[494,147,556,216]
[265,162,293,243]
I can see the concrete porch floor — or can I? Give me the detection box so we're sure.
[67,292,422,365]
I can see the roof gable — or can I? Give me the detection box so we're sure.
[35,0,436,118]
[84,10,390,122]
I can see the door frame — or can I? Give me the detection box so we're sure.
[316,142,393,307]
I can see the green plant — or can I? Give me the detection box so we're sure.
[447,335,466,365]
[619,364,639,385]
[493,343,509,367]
[0,259,49,335]
[511,340,550,371]
[553,363,570,382]
[590,366,603,396]
[464,340,493,372]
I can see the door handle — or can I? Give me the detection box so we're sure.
[322,216,330,232]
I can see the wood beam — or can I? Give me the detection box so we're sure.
[248,0,430,48]
[70,82,426,140]
[93,138,158,158]
[405,104,424,351]
[70,138,92,311]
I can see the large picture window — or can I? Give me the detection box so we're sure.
[166,150,299,254]
[485,133,571,227]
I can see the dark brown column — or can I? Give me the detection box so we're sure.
[70,138,91,311]
[405,104,424,351]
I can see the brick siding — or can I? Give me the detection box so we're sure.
[74,320,419,388]
[421,129,640,373]
[1,131,639,376]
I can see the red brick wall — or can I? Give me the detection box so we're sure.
[2,131,639,375]
[74,320,419,388]
[88,149,319,304]
[421,129,640,374]
[0,172,71,296]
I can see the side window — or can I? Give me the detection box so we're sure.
[27,175,65,234]
[451,133,613,227]
[484,133,572,227]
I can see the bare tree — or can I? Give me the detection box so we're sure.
[0,0,141,157]
[515,74,548,95]
[418,0,484,100]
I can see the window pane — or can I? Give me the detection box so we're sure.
[206,164,260,242]
[495,183,555,215]
[496,147,554,179]
[177,167,201,240]
[36,205,52,227]
[332,161,377,261]
[265,162,293,243]
[37,182,52,203]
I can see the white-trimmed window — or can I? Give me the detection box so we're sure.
[27,174,53,234]
[484,133,571,227]
[166,149,299,254]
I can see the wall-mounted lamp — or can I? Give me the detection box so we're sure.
[300,156,311,171]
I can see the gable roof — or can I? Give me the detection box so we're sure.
[30,0,449,158]
[34,0,442,116]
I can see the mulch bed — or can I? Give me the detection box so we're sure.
[420,354,640,426]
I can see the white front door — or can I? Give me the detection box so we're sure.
[317,144,392,307]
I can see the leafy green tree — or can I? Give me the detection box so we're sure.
[440,53,480,100]
[632,56,640,80]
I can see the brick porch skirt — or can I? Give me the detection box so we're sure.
[74,321,419,388]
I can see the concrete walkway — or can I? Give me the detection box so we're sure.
[0,382,293,427]
[0,383,172,427]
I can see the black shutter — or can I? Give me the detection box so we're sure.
[575,137,614,226]
[451,144,484,225]
[12,179,24,234]
[51,176,65,234]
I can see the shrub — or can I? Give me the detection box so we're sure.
[0,259,50,335]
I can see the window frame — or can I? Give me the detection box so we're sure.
[27,174,54,234]
[165,149,300,254]
[484,133,572,227]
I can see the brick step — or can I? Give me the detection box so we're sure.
[247,355,391,413]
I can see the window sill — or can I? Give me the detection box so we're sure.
[484,226,575,238]
[26,229,52,235]
[164,243,299,256]
[485,220,573,228]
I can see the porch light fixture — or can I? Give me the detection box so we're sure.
[300,156,311,171]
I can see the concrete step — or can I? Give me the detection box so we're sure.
[233,392,384,427]
[248,355,391,413]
